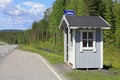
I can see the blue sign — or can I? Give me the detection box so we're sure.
[64,10,75,16]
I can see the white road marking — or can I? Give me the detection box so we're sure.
[35,54,63,80]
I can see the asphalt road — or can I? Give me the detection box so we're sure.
[0,45,67,80]
[0,45,18,61]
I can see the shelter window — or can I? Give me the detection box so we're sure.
[80,30,96,51]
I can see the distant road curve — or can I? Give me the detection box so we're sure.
[0,42,7,45]
[0,44,18,61]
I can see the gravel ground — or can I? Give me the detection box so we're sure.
[0,45,67,80]
[54,63,72,74]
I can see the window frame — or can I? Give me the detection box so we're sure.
[80,30,96,52]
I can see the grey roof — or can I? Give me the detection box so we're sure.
[59,15,111,29]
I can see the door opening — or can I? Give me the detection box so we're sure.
[66,28,68,61]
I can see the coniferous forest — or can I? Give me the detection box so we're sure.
[0,0,120,71]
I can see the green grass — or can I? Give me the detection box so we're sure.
[65,46,120,80]
[36,41,64,54]
[104,46,120,71]
[66,70,120,80]
[19,44,120,80]
[19,45,64,64]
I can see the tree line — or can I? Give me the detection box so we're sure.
[0,0,120,48]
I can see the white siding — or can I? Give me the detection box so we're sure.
[64,29,67,62]
[68,29,73,64]
[68,29,74,65]
[75,29,102,68]
[100,29,103,68]
[72,29,76,68]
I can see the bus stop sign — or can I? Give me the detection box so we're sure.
[64,10,75,16]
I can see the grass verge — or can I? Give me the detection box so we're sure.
[65,46,120,80]
[19,44,120,80]
[104,46,120,71]
[65,70,120,80]
[19,45,64,64]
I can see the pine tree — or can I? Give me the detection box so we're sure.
[103,0,114,46]
[75,0,85,16]
[113,1,120,47]
[49,0,66,31]
[84,0,105,16]
[49,0,66,45]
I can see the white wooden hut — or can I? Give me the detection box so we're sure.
[59,15,110,69]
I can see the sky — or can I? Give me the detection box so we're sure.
[0,0,55,30]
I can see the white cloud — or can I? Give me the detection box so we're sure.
[0,0,13,9]
[23,1,45,9]
[0,1,46,30]
[22,2,46,15]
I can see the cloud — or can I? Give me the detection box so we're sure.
[22,2,46,15]
[0,1,46,30]
[23,1,45,8]
[0,0,13,9]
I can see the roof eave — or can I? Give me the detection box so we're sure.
[101,27,110,29]
[70,26,110,29]
[99,16,111,27]
[59,17,64,29]
[59,15,70,30]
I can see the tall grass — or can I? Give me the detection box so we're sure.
[19,42,120,80]
[19,45,64,64]
[104,46,120,71]
[36,41,64,54]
